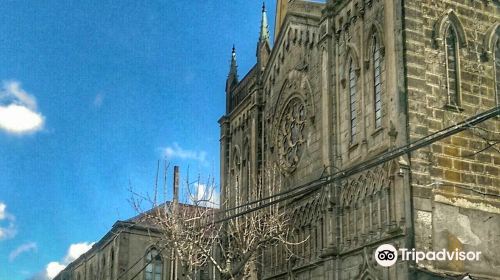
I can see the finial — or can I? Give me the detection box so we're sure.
[229,45,238,78]
[259,2,270,42]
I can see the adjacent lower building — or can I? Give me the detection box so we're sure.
[54,203,214,280]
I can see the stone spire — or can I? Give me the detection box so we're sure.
[228,45,238,79]
[257,3,271,69]
[259,2,270,43]
[226,45,238,113]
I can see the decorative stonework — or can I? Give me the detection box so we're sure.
[265,69,316,177]
[338,160,399,250]
[277,97,306,173]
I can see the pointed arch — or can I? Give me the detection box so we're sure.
[486,24,500,107]
[231,145,242,205]
[433,9,467,49]
[340,44,361,143]
[431,9,466,108]
[347,55,359,142]
[364,21,386,67]
[231,145,242,171]
[360,270,379,280]
[368,27,384,129]
[342,43,361,84]
[445,23,461,106]
[269,69,315,124]
[357,247,381,280]
[242,137,250,202]
[483,23,500,60]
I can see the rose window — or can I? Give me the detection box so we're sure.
[277,98,306,173]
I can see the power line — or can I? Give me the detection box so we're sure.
[212,106,499,224]
[120,106,499,280]
[216,106,499,217]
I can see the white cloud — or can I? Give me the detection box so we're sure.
[0,223,17,240]
[30,242,94,280]
[0,202,6,220]
[0,202,17,241]
[0,105,44,133]
[2,81,37,110]
[64,242,94,263]
[9,242,37,262]
[0,80,45,135]
[193,183,219,208]
[93,93,104,108]
[161,143,207,165]
[46,262,65,279]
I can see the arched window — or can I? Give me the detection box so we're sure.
[445,25,460,106]
[145,248,162,280]
[231,149,241,207]
[243,140,250,203]
[372,34,382,128]
[110,248,114,280]
[348,57,358,142]
[101,256,106,279]
[495,36,500,106]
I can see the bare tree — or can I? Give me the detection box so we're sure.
[129,162,301,280]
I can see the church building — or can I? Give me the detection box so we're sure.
[219,0,500,279]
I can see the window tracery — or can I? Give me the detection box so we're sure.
[349,57,358,142]
[277,97,306,173]
[372,35,382,129]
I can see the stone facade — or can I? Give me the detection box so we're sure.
[54,207,214,280]
[220,0,499,279]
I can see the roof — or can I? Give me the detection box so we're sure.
[55,201,215,279]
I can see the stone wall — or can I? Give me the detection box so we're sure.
[221,0,500,278]
[403,0,500,276]
[53,223,208,280]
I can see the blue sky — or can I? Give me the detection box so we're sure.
[0,1,276,279]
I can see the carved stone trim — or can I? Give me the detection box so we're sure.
[433,9,468,49]
[482,23,500,61]
[276,96,306,174]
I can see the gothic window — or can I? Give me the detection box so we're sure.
[232,150,241,206]
[277,97,306,173]
[101,256,106,278]
[110,248,114,280]
[372,35,382,129]
[243,141,250,202]
[145,248,162,280]
[495,36,500,106]
[445,25,460,106]
[89,265,94,280]
[349,57,358,142]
